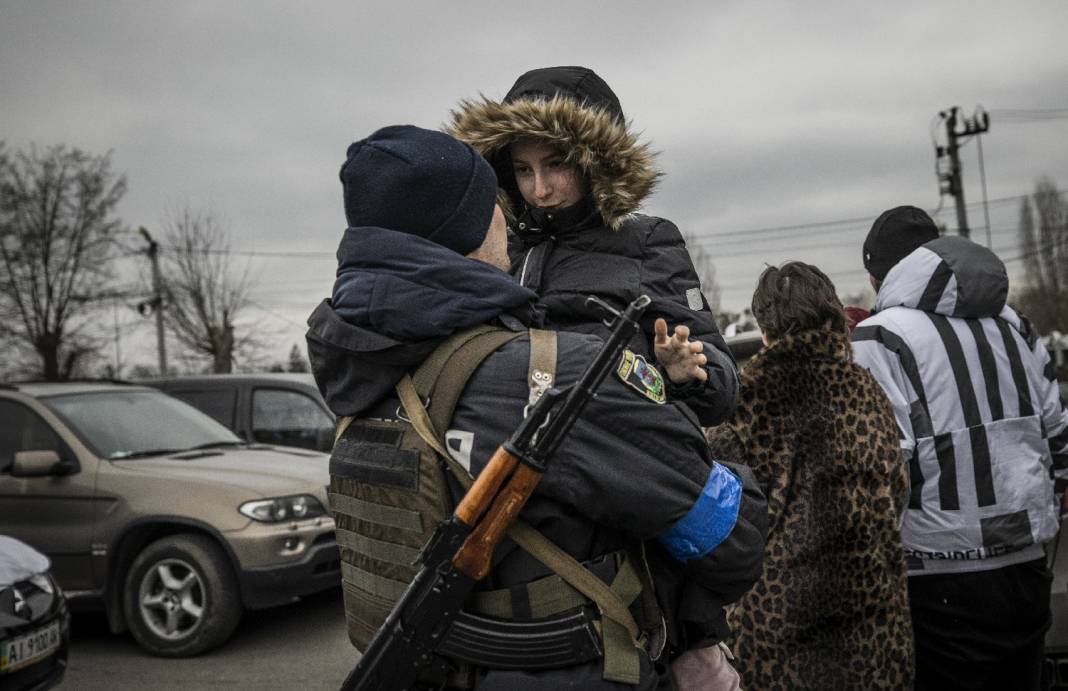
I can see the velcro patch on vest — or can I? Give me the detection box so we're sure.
[331,426,419,490]
[616,349,666,404]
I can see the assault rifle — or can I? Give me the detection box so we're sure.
[339,294,652,691]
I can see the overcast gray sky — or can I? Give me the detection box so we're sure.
[3,0,1067,371]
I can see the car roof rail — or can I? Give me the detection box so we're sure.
[6,377,137,386]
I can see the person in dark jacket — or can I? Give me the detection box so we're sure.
[448,65,738,427]
[307,125,767,690]
[707,262,913,690]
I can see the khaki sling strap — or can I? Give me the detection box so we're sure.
[526,328,557,408]
[410,324,504,398]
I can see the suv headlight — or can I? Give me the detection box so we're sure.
[239,494,326,522]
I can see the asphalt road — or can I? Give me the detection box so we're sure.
[62,588,357,690]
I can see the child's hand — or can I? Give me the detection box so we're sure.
[654,318,708,385]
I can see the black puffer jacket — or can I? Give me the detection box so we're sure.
[449,66,738,426]
[307,227,767,690]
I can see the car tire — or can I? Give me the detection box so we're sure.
[123,533,242,656]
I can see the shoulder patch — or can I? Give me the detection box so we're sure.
[686,287,704,311]
[616,349,666,404]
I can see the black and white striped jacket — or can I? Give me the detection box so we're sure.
[853,235,1068,576]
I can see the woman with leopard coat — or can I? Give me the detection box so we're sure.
[706,262,914,690]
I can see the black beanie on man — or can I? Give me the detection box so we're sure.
[339,124,498,256]
[863,205,940,281]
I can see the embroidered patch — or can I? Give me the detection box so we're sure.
[686,287,704,311]
[616,350,666,404]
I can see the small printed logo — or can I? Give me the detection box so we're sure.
[12,587,27,617]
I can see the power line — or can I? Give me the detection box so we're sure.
[161,246,335,259]
[685,191,1039,248]
[711,230,1023,262]
[144,190,1058,260]
[246,299,308,329]
[988,108,1068,122]
[690,214,1025,255]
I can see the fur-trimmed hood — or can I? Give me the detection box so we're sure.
[447,66,661,230]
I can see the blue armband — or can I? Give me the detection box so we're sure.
[658,462,742,563]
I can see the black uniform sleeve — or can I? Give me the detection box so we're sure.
[664,460,767,649]
[638,218,738,426]
[697,425,767,601]
[453,332,749,544]
[535,332,727,538]
[451,331,766,652]
[679,461,767,602]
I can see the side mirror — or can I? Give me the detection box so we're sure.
[11,450,76,478]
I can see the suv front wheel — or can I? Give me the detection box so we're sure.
[123,533,242,656]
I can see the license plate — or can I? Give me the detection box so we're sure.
[0,620,61,674]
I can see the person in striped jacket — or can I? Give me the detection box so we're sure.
[852,205,1068,691]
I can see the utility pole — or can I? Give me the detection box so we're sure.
[139,227,168,376]
[113,304,122,378]
[935,106,990,238]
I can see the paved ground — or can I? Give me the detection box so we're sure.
[63,588,356,689]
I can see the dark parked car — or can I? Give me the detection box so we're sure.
[1,536,69,689]
[144,374,335,452]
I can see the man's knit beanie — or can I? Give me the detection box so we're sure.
[863,205,940,281]
[339,125,498,255]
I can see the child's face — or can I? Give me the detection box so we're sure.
[510,140,586,211]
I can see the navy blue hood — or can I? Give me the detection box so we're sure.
[307,226,535,417]
[331,226,535,341]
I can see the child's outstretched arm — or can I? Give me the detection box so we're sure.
[640,218,738,424]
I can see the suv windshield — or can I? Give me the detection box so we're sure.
[43,390,242,459]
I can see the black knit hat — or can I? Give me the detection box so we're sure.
[339,125,498,255]
[863,205,940,281]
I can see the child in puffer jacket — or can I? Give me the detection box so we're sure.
[448,65,739,427]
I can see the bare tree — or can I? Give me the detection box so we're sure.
[159,207,256,373]
[681,231,723,313]
[0,143,126,380]
[1014,178,1068,333]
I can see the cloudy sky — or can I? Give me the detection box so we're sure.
[3,1,1067,371]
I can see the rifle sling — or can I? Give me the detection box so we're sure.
[411,324,502,399]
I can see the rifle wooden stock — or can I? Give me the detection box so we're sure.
[454,445,519,525]
[452,462,545,580]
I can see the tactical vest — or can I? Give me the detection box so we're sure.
[328,325,664,686]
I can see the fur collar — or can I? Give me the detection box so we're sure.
[447,95,661,230]
[745,329,852,375]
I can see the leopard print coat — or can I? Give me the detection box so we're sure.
[706,329,913,690]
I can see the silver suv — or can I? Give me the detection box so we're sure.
[0,382,339,656]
